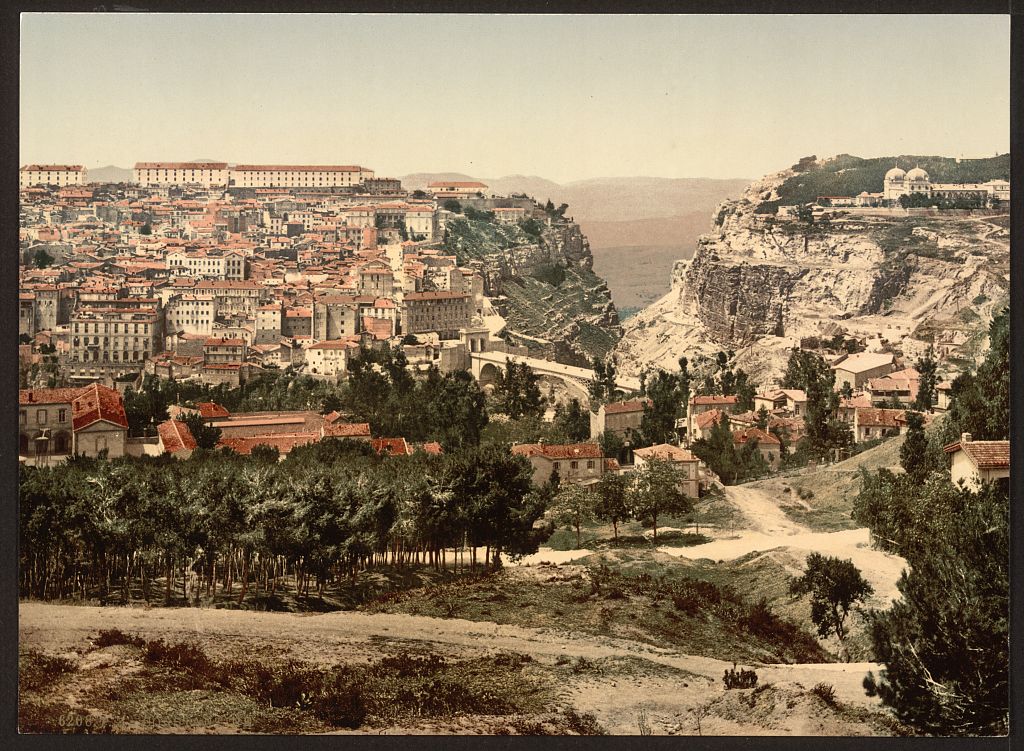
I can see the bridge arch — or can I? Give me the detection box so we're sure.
[478,362,502,388]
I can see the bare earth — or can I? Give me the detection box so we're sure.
[20,447,910,735]
[19,600,894,735]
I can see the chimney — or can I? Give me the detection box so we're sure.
[961,432,972,445]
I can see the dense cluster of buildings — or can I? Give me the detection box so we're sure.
[19,160,553,393]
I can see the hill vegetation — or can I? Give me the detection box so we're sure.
[760,153,1009,210]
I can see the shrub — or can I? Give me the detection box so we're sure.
[723,663,758,689]
[563,708,606,735]
[811,682,838,707]
[20,651,78,693]
[92,629,145,648]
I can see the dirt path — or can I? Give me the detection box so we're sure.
[20,602,894,735]
[724,485,809,536]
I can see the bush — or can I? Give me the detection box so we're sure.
[563,708,606,735]
[92,628,145,648]
[20,651,78,693]
[811,682,838,707]
[723,664,758,689]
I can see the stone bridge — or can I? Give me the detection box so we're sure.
[469,351,641,399]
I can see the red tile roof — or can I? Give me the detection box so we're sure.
[19,388,81,406]
[158,419,197,454]
[323,422,372,438]
[732,427,781,446]
[634,443,698,462]
[372,437,411,456]
[695,409,726,429]
[943,439,1010,470]
[603,399,650,415]
[511,443,604,460]
[196,401,230,418]
[72,383,129,431]
[692,395,739,406]
[855,407,905,428]
[219,433,319,455]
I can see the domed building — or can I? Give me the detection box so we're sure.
[882,162,1009,207]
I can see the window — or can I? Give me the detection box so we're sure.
[37,409,47,425]
[570,461,578,470]
[58,408,66,423]
[20,410,26,425]
[586,460,595,469]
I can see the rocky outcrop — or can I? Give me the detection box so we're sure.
[615,166,1009,383]
[444,214,621,364]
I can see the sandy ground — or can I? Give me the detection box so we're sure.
[659,485,908,606]
[19,602,894,735]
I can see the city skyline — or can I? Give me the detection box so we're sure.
[21,13,1010,182]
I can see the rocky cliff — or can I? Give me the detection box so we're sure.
[615,161,1010,382]
[443,215,622,365]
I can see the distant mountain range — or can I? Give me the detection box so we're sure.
[87,165,134,183]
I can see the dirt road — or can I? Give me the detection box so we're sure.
[20,602,894,735]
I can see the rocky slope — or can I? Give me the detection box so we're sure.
[615,161,1010,382]
[442,215,621,365]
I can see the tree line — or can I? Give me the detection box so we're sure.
[19,440,546,605]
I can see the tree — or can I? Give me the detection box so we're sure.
[32,248,54,268]
[626,457,692,541]
[443,199,462,213]
[789,553,873,655]
[639,369,680,446]
[181,413,222,450]
[862,480,1008,734]
[493,360,542,420]
[552,398,590,442]
[899,411,934,484]
[754,405,771,430]
[596,430,625,464]
[938,307,1008,445]
[594,473,630,540]
[913,346,938,411]
[588,357,618,404]
[140,222,152,235]
[549,483,598,548]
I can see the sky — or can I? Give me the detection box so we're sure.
[20,13,1010,183]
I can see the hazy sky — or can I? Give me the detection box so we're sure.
[21,13,1010,182]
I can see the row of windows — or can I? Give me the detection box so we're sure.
[71,350,148,362]
[552,460,596,470]
[19,408,68,425]
[74,322,151,334]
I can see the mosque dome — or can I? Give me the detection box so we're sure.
[906,167,929,181]
[884,167,906,181]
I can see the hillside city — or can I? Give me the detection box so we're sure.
[17,157,1011,736]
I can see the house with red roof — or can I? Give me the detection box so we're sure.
[633,443,701,498]
[732,427,782,469]
[589,398,651,442]
[511,442,605,487]
[19,384,128,461]
[943,432,1009,492]
[157,419,197,459]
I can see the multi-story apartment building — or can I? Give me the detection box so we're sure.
[404,204,437,240]
[20,164,87,188]
[19,384,129,462]
[401,291,472,340]
[361,177,402,195]
[133,162,230,187]
[357,261,395,298]
[68,306,162,382]
[164,294,217,338]
[231,164,374,188]
[306,339,358,378]
[166,249,247,280]
[312,296,360,341]
[194,280,265,316]
[19,294,37,337]
[203,337,247,365]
